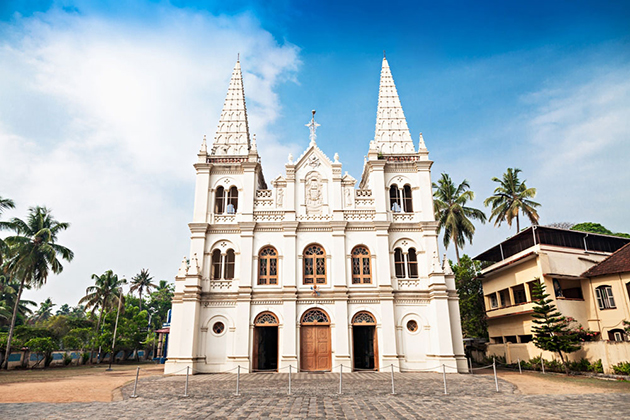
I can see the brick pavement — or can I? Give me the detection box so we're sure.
[1,371,629,419]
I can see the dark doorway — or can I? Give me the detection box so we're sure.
[353,326,376,370]
[253,326,278,371]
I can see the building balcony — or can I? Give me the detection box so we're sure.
[486,301,535,319]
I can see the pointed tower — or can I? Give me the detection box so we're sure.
[373,57,416,155]
[210,59,251,156]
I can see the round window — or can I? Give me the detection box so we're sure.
[407,320,418,332]
[212,322,225,334]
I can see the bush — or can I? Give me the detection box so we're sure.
[63,352,72,366]
[612,362,630,375]
[590,359,603,373]
[25,337,57,368]
[81,352,90,365]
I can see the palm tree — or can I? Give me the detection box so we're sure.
[0,196,16,265]
[32,297,56,323]
[79,270,126,362]
[129,268,156,311]
[484,168,540,232]
[0,280,36,324]
[433,173,487,263]
[1,206,73,369]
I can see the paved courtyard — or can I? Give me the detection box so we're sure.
[1,371,629,419]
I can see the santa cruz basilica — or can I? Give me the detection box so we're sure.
[165,56,467,374]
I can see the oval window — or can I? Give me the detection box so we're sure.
[407,320,418,332]
[212,322,225,334]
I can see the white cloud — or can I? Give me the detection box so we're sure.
[0,6,300,305]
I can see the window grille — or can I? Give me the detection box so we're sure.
[304,244,326,285]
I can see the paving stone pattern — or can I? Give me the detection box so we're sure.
[1,372,629,419]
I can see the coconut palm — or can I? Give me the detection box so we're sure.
[1,206,73,369]
[433,173,487,263]
[0,196,16,265]
[79,270,126,362]
[32,297,56,323]
[484,168,540,232]
[0,280,36,324]
[129,268,156,311]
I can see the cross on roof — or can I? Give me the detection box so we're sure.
[305,110,320,145]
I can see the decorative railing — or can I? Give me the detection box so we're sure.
[344,210,375,221]
[256,190,272,198]
[213,215,236,223]
[392,213,417,223]
[253,211,285,222]
[297,214,333,221]
[355,189,372,197]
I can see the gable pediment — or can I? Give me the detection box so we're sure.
[294,144,334,172]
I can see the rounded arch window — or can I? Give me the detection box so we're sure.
[258,246,278,285]
[301,308,330,325]
[352,311,376,325]
[212,322,225,335]
[303,244,326,285]
[254,312,279,326]
[351,246,372,284]
[407,320,418,332]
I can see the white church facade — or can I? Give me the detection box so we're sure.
[165,57,467,374]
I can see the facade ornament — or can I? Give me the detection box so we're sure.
[305,110,320,146]
[288,153,293,164]
[419,132,426,150]
[177,256,189,277]
[251,133,257,151]
[334,153,339,163]
[345,187,353,207]
[189,253,200,276]
[305,171,323,214]
[431,251,442,273]
[443,254,454,275]
[200,135,207,153]
[307,155,321,168]
[276,188,284,208]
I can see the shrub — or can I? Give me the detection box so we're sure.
[612,362,630,375]
[590,359,603,373]
[528,356,543,371]
[63,353,72,366]
[81,352,90,365]
[25,337,57,368]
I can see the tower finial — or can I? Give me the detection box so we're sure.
[383,50,386,59]
[306,110,320,146]
[237,52,240,62]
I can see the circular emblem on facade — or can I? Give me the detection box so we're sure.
[407,320,418,332]
[212,322,225,335]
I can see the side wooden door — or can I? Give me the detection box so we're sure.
[300,326,331,371]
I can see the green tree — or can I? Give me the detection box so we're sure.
[56,303,71,316]
[484,168,540,232]
[97,302,148,362]
[570,222,630,239]
[24,337,57,368]
[32,297,56,323]
[451,255,488,339]
[0,196,16,265]
[147,280,173,330]
[79,270,126,362]
[129,268,156,311]
[1,206,73,369]
[530,281,581,374]
[432,173,487,263]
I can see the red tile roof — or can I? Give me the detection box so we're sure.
[582,242,630,277]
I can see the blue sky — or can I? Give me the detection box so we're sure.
[1,0,629,305]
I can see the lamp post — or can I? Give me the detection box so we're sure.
[106,286,124,372]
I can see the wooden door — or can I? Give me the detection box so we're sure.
[300,325,331,371]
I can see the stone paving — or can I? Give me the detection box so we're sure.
[1,371,629,419]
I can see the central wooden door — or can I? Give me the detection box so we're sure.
[300,326,331,371]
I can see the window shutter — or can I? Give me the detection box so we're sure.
[606,286,616,308]
[595,287,604,310]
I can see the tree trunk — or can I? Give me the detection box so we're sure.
[516,214,520,232]
[139,289,142,311]
[2,277,26,370]
[455,245,461,264]
[558,350,569,375]
[89,308,104,365]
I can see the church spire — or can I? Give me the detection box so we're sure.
[210,59,251,156]
[373,57,415,154]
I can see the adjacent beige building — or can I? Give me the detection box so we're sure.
[474,226,630,372]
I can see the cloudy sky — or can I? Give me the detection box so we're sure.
[1,0,629,306]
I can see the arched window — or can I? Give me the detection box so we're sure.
[227,186,238,214]
[402,185,413,212]
[211,249,222,280]
[255,311,279,326]
[258,246,278,285]
[303,244,326,285]
[301,308,330,324]
[215,186,225,214]
[352,311,376,325]
[352,246,372,284]
[389,184,401,212]
[224,249,235,280]
[394,248,405,278]
[407,248,419,278]
[595,285,616,310]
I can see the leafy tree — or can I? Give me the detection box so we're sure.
[0,196,16,265]
[1,206,73,369]
[97,302,148,361]
[56,304,71,316]
[147,281,173,330]
[571,222,630,239]
[531,281,581,374]
[484,168,540,232]
[129,268,156,311]
[25,337,57,368]
[79,270,125,362]
[451,255,488,339]
[0,280,36,326]
[432,173,486,263]
[32,298,56,323]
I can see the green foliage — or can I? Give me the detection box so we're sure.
[451,255,488,339]
[129,269,157,311]
[612,362,630,375]
[97,303,148,356]
[484,168,540,232]
[25,337,57,367]
[531,281,581,373]
[63,352,72,366]
[0,333,23,352]
[81,352,90,364]
[571,222,630,238]
[432,173,487,261]
[146,281,174,330]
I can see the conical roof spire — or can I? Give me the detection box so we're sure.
[373,57,415,154]
[210,59,251,156]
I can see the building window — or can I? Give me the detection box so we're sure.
[394,248,406,278]
[553,278,584,300]
[258,246,278,285]
[489,294,498,309]
[212,322,225,335]
[303,244,326,285]
[491,336,503,344]
[211,249,222,280]
[351,246,372,284]
[214,185,238,214]
[608,329,625,342]
[224,249,235,280]
[498,289,511,307]
[595,285,616,310]
[407,248,419,278]
[519,335,533,343]
[389,184,413,213]
[513,285,527,304]
[255,312,279,326]
[406,320,418,332]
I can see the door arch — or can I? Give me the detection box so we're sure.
[300,308,331,372]
[253,312,279,372]
[352,311,378,371]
